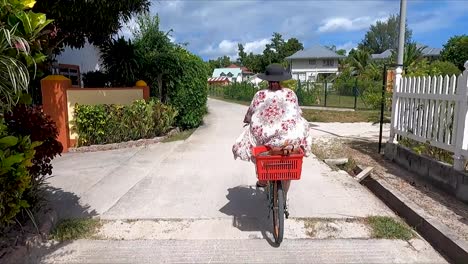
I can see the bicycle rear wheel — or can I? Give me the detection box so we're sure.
[271,181,284,245]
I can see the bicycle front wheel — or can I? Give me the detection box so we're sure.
[272,181,284,245]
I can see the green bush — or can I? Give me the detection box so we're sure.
[0,119,39,227]
[167,48,208,129]
[82,71,110,88]
[223,82,258,102]
[74,99,177,146]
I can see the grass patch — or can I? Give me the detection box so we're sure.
[303,109,382,123]
[366,216,414,240]
[162,129,196,143]
[51,218,101,241]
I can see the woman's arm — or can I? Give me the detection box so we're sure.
[244,92,259,123]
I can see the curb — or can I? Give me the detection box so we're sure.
[362,175,468,264]
[68,128,180,153]
[2,209,58,264]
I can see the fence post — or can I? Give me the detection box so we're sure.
[324,81,328,107]
[353,78,358,110]
[389,67,403,143]
[453,62,468,171]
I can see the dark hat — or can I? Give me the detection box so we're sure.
[257,64,292,82]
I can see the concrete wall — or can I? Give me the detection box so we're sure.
[385,143,468,203]
[67,88,146,141]
[41,75,150,152]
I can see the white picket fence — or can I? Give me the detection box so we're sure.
[389,62,468,171]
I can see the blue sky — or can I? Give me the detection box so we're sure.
[120,0,468,60]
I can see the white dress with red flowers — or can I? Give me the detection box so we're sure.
[232,88,312,161]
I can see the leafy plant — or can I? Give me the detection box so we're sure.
[1,0,53,109]
[99,37,139,87]
[223,82,258,102]
[167,48,208,129]
[0,118,39,227]
[82,71,110,88]
[74,100,178,146]
[4,104,63,207]
[441,35,468,71]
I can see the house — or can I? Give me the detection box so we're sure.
[371,44,441,61]
[211,64,255,83]
[286,45,346,82]
[246,74,263,88]
[207,76,230,86]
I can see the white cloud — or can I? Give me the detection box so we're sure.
[336,41,357,54]
[202,39,270,59]
[318,16,388,33]
[244,39,270,54]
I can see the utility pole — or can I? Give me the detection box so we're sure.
[397,0,407,68]
[388,0,407,145]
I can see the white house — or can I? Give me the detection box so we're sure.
[211,64,254,83]
[286,45,345,82]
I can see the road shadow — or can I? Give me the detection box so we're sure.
[347,139,468,227]
[219,185,279,247]
[2,186,98,264]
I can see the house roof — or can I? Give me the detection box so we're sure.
[208,77,230,82]
[371,49,393,59]
[212,68,242,77]
[416,44,441,56]
[286,45,346,59]
[371,44,441,59]
[226,64,253,73]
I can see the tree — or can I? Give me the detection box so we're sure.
[236,32,303,73]
[391,42,425,68]
[206,56,232,76]
[280,38,303,59]
[133,13,179,101]
[358,14,412,54]
[349,49,371,75]
[407,59,460,77]
[336,49,347,56]
[33,0,150,53]
[99,37,139,87]
[441,35,468,71]
[237,43,247,65]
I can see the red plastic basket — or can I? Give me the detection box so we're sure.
[252,146,304,181]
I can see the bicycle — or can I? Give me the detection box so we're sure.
[252,145,304,245]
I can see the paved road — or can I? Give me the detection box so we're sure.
[33,99,445,263]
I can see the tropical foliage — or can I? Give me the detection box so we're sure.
[99,37,139,87]
[74,99,177,146]
[32,0,150,52]
[358,14,412,54]
[441,35,468,71]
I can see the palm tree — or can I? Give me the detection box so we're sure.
[0,27,31,111]
[349,49,371,75]
[391,42,425,68]
[99,37,139,87]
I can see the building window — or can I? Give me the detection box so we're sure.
[58,64,81,87]
[308,59,316,65]
[323,59,334,66]
[298,73,306,81]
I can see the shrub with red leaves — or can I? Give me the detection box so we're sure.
[4,104,63,206]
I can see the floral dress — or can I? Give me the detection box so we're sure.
[232,88,312,161]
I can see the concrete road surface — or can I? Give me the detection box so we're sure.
[32,98,446,263]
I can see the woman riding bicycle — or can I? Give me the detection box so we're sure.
[232,64,312,193]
